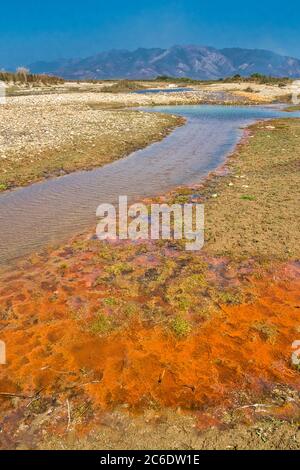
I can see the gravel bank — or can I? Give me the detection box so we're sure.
[0,92,187,190]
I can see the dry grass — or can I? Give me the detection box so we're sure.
[284,104,300,112]
[40,413,300,450]
[0,71,64,85]
[201,81,299,103]
[203,119,300,261]
[0,85,255,191]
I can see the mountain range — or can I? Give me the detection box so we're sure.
[29,45,300,80]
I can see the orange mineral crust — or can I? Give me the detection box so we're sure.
[0,253,299,413]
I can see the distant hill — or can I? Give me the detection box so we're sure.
[29,45,300,80]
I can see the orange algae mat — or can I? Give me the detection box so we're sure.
[0,256,299,413]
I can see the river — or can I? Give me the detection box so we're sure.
[0,104,299,265]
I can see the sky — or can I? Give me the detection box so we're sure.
[1,0,299,69]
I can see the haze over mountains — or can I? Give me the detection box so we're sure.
[30,45,300,80]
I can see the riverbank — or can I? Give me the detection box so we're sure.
[0,98,183,191]
[0,116,299,449]
[0,87,273,192]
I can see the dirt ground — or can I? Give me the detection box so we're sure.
[41,410,300,451]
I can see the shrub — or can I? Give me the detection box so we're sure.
[252,321,278,343]
[90,312,112,335]
[100,80,145,93]
[171,315,191,337]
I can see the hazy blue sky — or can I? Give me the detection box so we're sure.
[1,0,299,69]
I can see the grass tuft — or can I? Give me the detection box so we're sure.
[90,312,112,335]
[252,321,278,343]
[171,315,192,338]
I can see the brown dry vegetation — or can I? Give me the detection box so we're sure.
[0,87,258,191]
[99,80,147,93]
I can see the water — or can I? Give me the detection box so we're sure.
[0,105,299,265]
[134,87,194,94]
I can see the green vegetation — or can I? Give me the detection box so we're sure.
[90,312,112,335]
[284,104,300,112]
[240,195,256,201]
[0,109,182,191]
[213,290,243,306]
[103,297,119,307]
[107,262,134,276]
[171,315,192,337]
[123,302,141,317]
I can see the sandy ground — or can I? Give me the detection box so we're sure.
[203,119,300,260]
[199,81,298,103]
